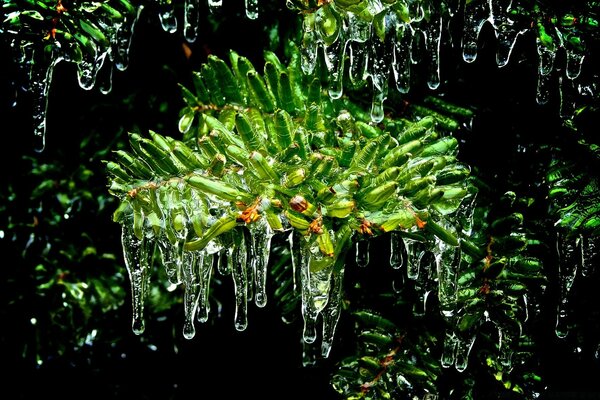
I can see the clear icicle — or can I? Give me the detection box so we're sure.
[555,231,579,338]
[423,7,443,90]
[217,249,231,276]
[231,231,249,331]
[182,250,202,339]
[461,0,491,63]
[248,221,274,308]
[300,239,334,344]
[97,57,114,95]
[565,49,585,80]
[321,268,344,358]
[184,0,200,43]
[77,50,102,90]
[349,42,368,87]
[197,251,214,323]
[158,1,178,34]
[301,21,318,75]
[113,6,143,71]
[347,13,370,87]
[289,231,301,292]
[491,0,527,67]
[392,23,412,94]
[245,0,259,20]
[535,37,556,105]
[404,238,427,280]
[580,234,598,278]
[355,239,370,267]
[325,40,346,100]
[121,223,152,335]
[389,232,404,269]
[370,82,387,123]
[454,334,476,372]
[559,76,577,120]
[30,53,59,153]
[435,233,461,318]
[157,236,183,285]
[441,330,457,368]
[414,251,436,316]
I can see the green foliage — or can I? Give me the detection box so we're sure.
[108,43,474,269]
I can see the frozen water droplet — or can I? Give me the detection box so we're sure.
[434,232,461,317]
[157,236,182,285]
[370,85,386,123]
[197,251,214,323]
[423,11,443,90]
[491,0,528,67]
[348,42,368,87]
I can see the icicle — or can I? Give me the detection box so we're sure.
[97,57,114,95]
[555,231,579,338]
[197,250,214,323]
[403,238,427,280]
[580,234,598,278]
[231,230,249,331]
[454,334,476,372]
[217,248,231,276]
[288,231,301,292]
[347,13,370,87]
[392,23,412,94]
[157,235,183,285]
[414,251,436,316]
[121,222,152,335]
[461,0,491,63]
[423,6,443,90]
[245,0,259,20]
[181,250,202,339]
[389,232,404,269]
[434,232,461,318]
[248,221,274,308]
[157,0,178,34]
[184,0,200,43]
[113,6,143,71]
[558,75,577,120]
[300,238,334,344]
[367,28,392,123]
[565,48,585,80]
[301,15,318,75]
[535,37,556,105]
[441,330,457,368]
[325,40,346,100]
[321,268,344,357]
[355,239,370,267]
[29,53,59,153]
[491,0,527,67]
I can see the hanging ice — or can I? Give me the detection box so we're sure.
[454,334,476,372]
[555,231,579,338]
[441,330,457,368]
[299,238,335,344]
[434,233,462,318]
[181,250,202,339]
[321,268,344,358]
[355,239,370,268]
[389,231,404,269]
[248,221,274,308]
[231,230,249,331]
[121,222,152,335]
[580,234,598,278]
[461,0,491,63]
[403,238,427,280]
[184,0,201,42]
[245,0,259,20]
